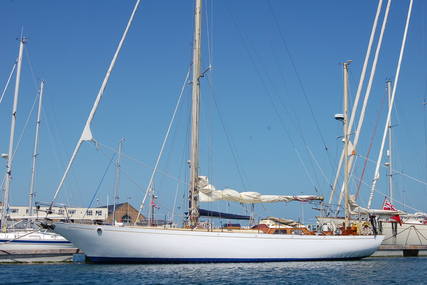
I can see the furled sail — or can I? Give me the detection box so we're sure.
[349,195,405,216]
[198,176,323,204]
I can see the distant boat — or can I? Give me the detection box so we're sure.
[0,36,72,252]
[0,230,72,251]
[48,0,383,263]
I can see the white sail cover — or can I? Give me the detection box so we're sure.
[349,195,405,216]
[198,176,323,204]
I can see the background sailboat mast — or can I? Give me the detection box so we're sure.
[189,0,202,227]
[49,0,141,209]
[386,80,393,204]
[1,37,26,232]
[329,0,383,205]
[368,0,413,209]
[343,61,351,228]
[28,80,45,218]
[112,138,124,226]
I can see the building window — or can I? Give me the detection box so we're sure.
[26,209,29,214]
[122,215,131,224]
[86,210,93,216]
[58,209,64,215]
[10,208,18,213]
[95,210,103,216]
[68,210,76,215]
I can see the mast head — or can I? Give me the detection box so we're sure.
[16,36,28,44]
[343,59,352,66]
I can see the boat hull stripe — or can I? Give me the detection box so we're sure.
[87,256,366,264]
[0,240,71,244]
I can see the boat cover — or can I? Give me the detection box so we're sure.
[349,195,406,216]
[199,208,250,220]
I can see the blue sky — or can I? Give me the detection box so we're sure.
[0,0,426,224]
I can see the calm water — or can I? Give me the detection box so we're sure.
[1,257,426,284]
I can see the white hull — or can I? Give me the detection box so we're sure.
[53,222,383,263]
[0,230,73,251]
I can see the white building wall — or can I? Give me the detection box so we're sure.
[0,205,108,221]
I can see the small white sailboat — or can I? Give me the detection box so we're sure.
[48,0,383,263]
[0,230,71,251]
[0,37,72,251]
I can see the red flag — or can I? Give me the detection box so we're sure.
[150,199,160,209]
[383,200,402,225]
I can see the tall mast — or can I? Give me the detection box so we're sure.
[386,80,393,203]
[329,0,383,205]
[368,0,413,209]
[334,0,392,212]
[112,138,124,226]
[28,80,45,218]
[1,37,26,232]
[343,61,351,228]
[189,0,202,227]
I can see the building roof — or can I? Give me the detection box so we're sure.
[99,202,136,214]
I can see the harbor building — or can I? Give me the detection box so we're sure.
[0,202,145,225]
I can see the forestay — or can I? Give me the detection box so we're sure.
[198,176,323,204]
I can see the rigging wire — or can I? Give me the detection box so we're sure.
[10,87,38,163]
[354,87,387,199]
[356,153,427,188]
[0,89,38,190]
[0,62,16,105]
[50,0,142,207]
[171,128,189,223]
[202,1,251,193]
[97,141,186,186]
[41,93,78,193]
[339,0,392,210]
[7,45,44,171]
[330,0,385,206]
[351,171,425,214]
[267,0,330,155]
[24,47,42,92]
[40,84,83,207]
[95,141,149,195]
[204,1,216,189]
[269,43,326,190]
[135,68,190,223]
[83,153,116,216]
[225,3,319,191]
[367,0,414,209]
[205,0,214,72]
[204,77,249,191]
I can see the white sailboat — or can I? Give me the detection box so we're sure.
[48,0,383,263]
[0,37,72,251]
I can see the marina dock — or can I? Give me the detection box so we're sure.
[373,245,427,257]
[0,248,80,263]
